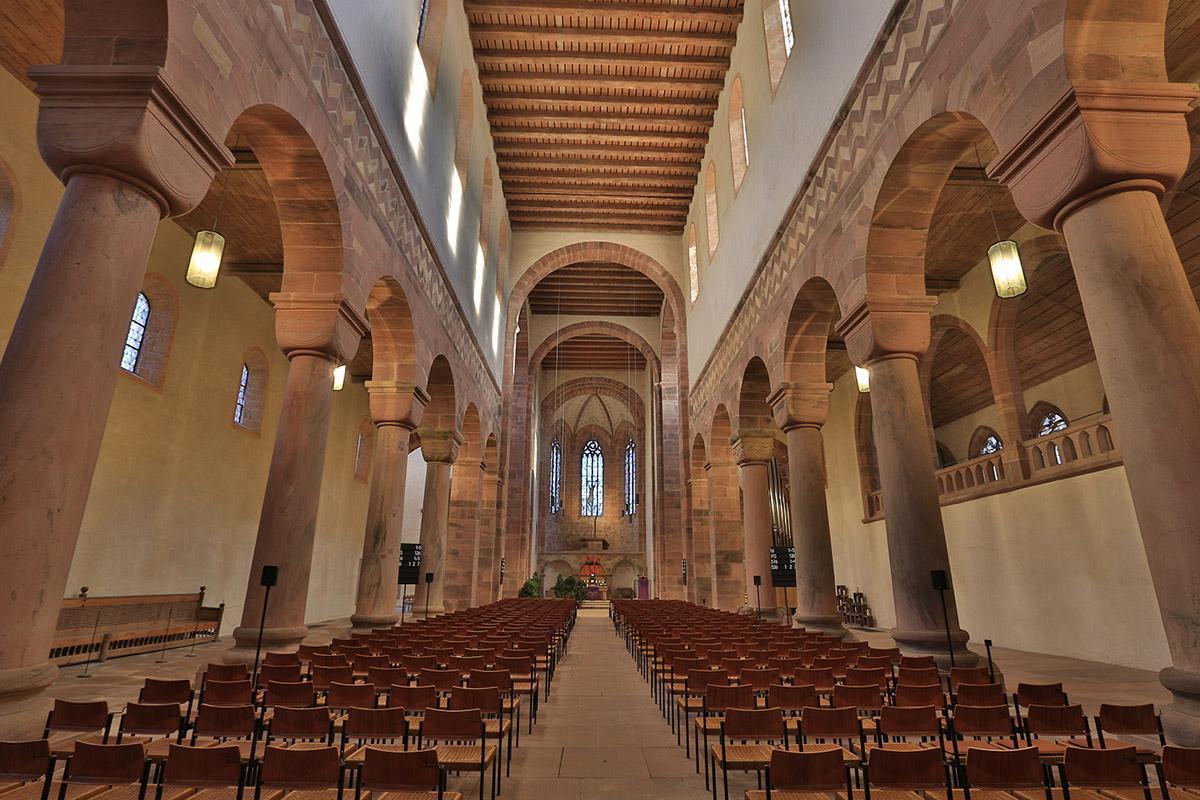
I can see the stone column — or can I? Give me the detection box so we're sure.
[350,382,427,630]
[411,432,461,617]
[689,472,714,606]
[444,455,484,612]
[732,434,778,618]
[228,299,363,660]
[768,383,849,637]
[840,301,975,664]
[0,67,231,737]
[706,459,744,610]
[994,82,1200,743]
[476,470,502,605]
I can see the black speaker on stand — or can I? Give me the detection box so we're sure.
[251,565,278,691]
[931,569,955,668]
[424,572,434,620]
[752,575,762,618]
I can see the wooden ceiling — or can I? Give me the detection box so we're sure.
[540,334,648,371]
[0,0,61,89]
[1168,0,1200,83]
[528,261,663,315]
[465,0,743,233]
[929,328,993,427]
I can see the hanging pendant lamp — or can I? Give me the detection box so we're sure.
[855,365,871,394]
[332,364,347,391]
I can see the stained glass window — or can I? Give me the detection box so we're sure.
[623,439,637,517]
[120,292,150,373]
[778,0,794,56]
[978,434,1003,455]
[548,437,562,514]
[233,364,250,425]
[1036,409,1069,437]
[581,438,603,517]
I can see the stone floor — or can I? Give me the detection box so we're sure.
[41,610,1173,799]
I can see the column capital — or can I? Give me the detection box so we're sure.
[365,381,428,429]
[731,432,776,466]
[767,382,833,431]
[991,82,1198,231]
[270,294,366,362]
[836,297,936,366]
[29,65,234,218]
[420,429,464,464]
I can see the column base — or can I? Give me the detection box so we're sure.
[793,612,854,640]
[1161,667,1200,746]
[739,604,782,621]
[0,662,59,739]
[224,625,310,664]
[891,626,979,669]
[349,613,399,632]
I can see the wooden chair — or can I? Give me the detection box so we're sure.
[872,705,944,753]
[389,684,440,720]
[0,740,55,800]
[959,745,1051,800]
[796,706,865,767]
[954,684,1007,708]
[309,654,349,670]
[897,667,941,689]
[833,685,886,734]
[450,686,511,785]
[949,667,992,693]
[339,707,409,764]
[325,682,378,714]
[355,747,459,800]
[201,681,254,709]
[190,705,263,764]
[204,664,249,685]
[1058,745,1152,800]
[746,744,853,800]
[310,667,355,694]
[367,666,409,690]
[137,680,194,723]
[1159,745,1200,798]
[678,669,730,750]
[261,681,316,711]
[265,706,333,748]
[254,664,300,689]
[1022,705,1093,761]
[863,744,952,800]
[262,652,300,668]
[794,668,836,696]
[493,656,538,733]
[448,657,486,681]
[710,707,786,800]
[417,709,498,800]
[1094,704,1165,761]
[298,645,332,662]
[156,743,246,800]
[57,741,151,800]
[114,703,186,761]
[1013,684,1069,732]
[43,700,114,757]
[696,684,756,786]
[768,683,820,741]
[893,683,947,710]
[947,704,1022,775]
[466,670,522,747]
[846,667,890,691]
[899,656,937,670]
[254,746,343,800]
[741,668,783,697]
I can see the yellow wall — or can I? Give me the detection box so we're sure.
[0,66,372,635]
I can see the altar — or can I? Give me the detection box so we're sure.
[579,559,608,600]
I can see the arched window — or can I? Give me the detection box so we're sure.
[704,164,719,256]
[233,347,269,432]
[687,224,699,303]
[935,442,957,469]
[233,364,250,425]
[969,426,1004,457]
[454,70,474,185]
[548,437,562,514]
[623,439,637,517]
[762,0,795,91]
[1031,403,1069,437]
[121,292,151,373]
[581,438,603,517]
[728,77,750,190]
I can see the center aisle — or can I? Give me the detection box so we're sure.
[505,609,723,799]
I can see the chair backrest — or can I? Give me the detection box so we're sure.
[161,744,243,788]
[855,656,893,671]
[263,652,300,667]
[1063,745,1145,788]
[450,686,502,716]
[894,683,946,708]
[202,679,253,707]
[120,702,182,738]
[899,655,936,669]
[450,656,486,675]
[468,669,514,692]
[193,703,256,739]
[418,668,462,691]
[955,683,1006,707]
[794,667,836,690]
[963,746,1047,789]
[360,747,442,792]
[298,645,333,659]
[832,683,883,712]
[326,681,377,710]
[686,668,728,692]
[845,666,887,689]
[952,705,1015,739]
[68,742,146,785]
[204,663,249,682]
[867,745,947,790]
[269,706,332,742]
[367,666,408,687]
[310,665,354,689]
[1162,746,1200,789]
[258,745,341,790]
[740,667,781,691]
[494,656,532,677]
[801,706,861,740]
[389,684,438,713]
[878,704,940,739]
[421,707,483,742]
[139,678,193,707]
[47,699,109,734]
[353,654,390,672]
[310,653,349,668]
[723,707,784,741]
[263,680,316,709]
[704,683,755,714]
[949,666,992,689]
[1026,704,1088,739]
[768,746,846,791]
[897,666,940,687]
[1097,704,1161,736]
[343,707,408,741]
[1016,683,1067,708]
[767,683,819,713]
[868,647,902,665]
[0,740,51,782]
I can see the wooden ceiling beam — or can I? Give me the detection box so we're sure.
[511,212,683,226]
[514,221,684,232]
[488,108,712,127]
[500,169,697,186]
[497,155,700,172]
[478,73,724,94]
[495,142,702,159]
[469,25,738,47]
[465,0,743,25]
[510,197,685,211]
[473,49,730,72]
[505,185,694,198]
[493,125,710,144]
[484,91,718,112]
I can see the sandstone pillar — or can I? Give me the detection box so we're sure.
[0,67,231,736]
[411,433,461,617]
[733,434,778,618]
[476,470,502,605]
[769,383,848,637]
[994,81,1200,743]
[445,455,484,611]
[350,382,427,629]
[689,472,714,605]
[840,302,974,664]
[706,459,744,610]
[229,299,362,660]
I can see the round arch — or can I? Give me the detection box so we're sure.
[529,320,661,377]
[784,276,843,386]
[366,277,417,385]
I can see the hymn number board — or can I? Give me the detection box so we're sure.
[769,546,796,587]
[398,543,422,585]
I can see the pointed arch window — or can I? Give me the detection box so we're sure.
[581,438,603,517]
[233,364,250,425]
[121,293,151,373]
[623,439,637,517]
[1032,404,1069,437]
[687,224,699,303]
[548,437,562,514]
[763,0,795,91]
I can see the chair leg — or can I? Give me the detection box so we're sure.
[722,762,730,800]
